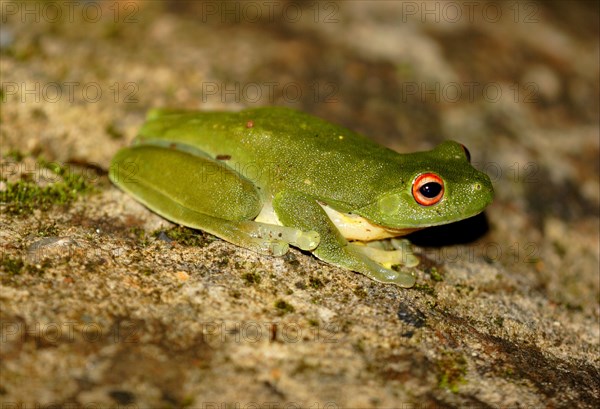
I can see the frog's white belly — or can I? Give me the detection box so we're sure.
[254,201,416,241]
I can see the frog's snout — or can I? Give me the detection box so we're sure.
[474,175,494,205]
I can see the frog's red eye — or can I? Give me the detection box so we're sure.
[460,144,471,163]
[412,173,444,206]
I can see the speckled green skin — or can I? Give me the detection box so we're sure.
[110,107,493,287]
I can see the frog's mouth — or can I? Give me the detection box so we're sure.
[254,200,424,242]
[319,203,422,241]
[379,225,422,236]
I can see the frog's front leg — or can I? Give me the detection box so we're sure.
[110,146,319,256]
[272,191,416,288]
[349,240,419,270]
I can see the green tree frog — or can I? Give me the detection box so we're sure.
[110,107,493,288]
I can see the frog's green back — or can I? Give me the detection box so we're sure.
[138,107,408,208]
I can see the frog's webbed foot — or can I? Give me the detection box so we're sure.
[238,221,320,256]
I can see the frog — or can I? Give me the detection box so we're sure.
[109,106,493,288]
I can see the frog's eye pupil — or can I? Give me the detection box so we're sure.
[412,173,444,206]
[420,182,442,198]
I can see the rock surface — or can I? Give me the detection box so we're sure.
[1,1,598,408]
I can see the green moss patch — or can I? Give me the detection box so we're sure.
[274,299,295,314]
[437,351,467,393]
[1,256,25,275]
[1,158,94,216]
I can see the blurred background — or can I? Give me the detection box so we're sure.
[1,1,599,407]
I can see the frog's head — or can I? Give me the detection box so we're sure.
[354,141,494,230]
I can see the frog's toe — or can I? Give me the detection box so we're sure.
[400,253,419,268]
[295,230,320,251]
[360,261,416,288]
[387,270,416,288]
[268,241,289,257]
[370,263,415,287]
[246,238,289,257]
[347,243,417,287]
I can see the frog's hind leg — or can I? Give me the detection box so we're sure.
[109,145,319,256]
